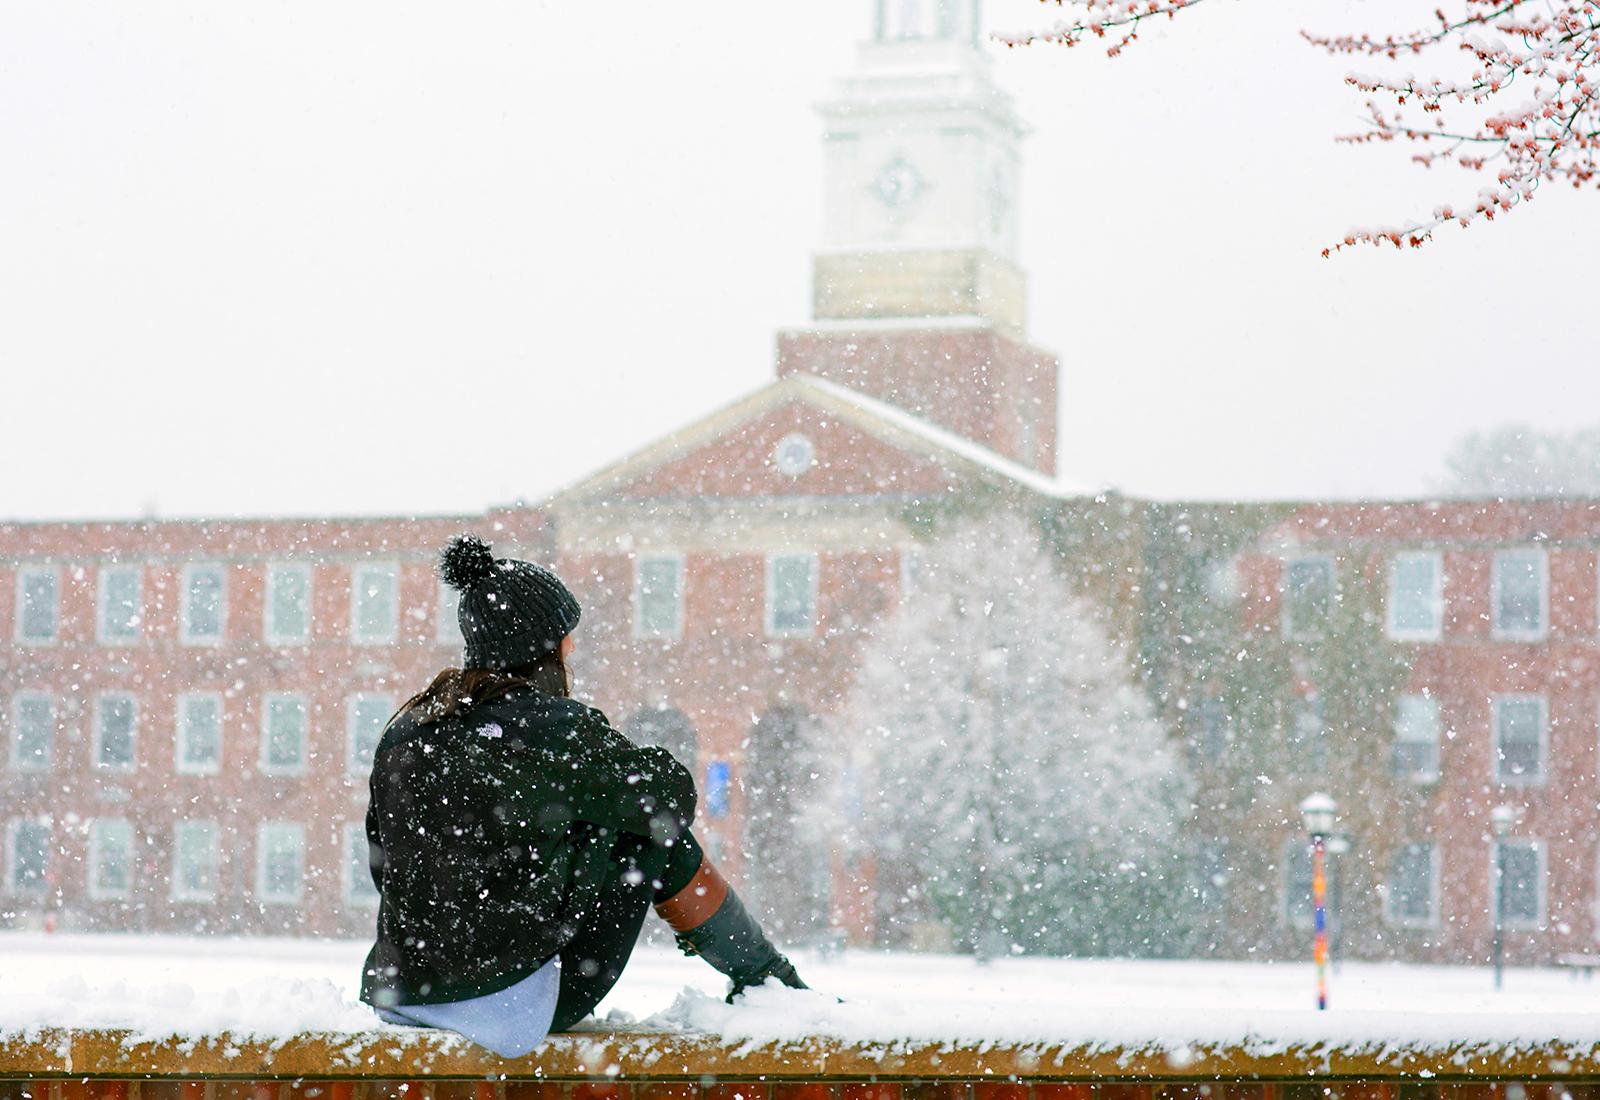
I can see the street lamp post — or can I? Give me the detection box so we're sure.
[1325,832,1350,974]
[1300,792,1337,1011]
[1490,803,1518,991]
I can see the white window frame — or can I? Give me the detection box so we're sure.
[633,552,686,640]
[87,818,134,901]
[349,562,399,645]
[1492,548,1549,642]
[4,817,51,898]
[345,692,394,776]
[1592,843,1600,943]
[14,565,60,646]
[96,564,143,646]
[1492,837,1546,932]
[1392,693,1442,784]
[1386,551,1443,642]
[9,691,55,773]
[1383,841,1440,929]
[170,820,219,903]
[1492,693,1548,786]
[264,563,313,646]
[342,821,380,907]
[179,563,228,645]
[93,692,138,773]
[435,579,463,647]
[258,692,308,776]
[1280,554,1334,641]
[765,552,819,638]
[174,692,224,777]
[256,822,305,905]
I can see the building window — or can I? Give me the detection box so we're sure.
[1387,552,1443,641]
[1287,694,1327,772]
[347,694,393,775]
[1493,694,1546,784]
[181,563,226,644]
[350,563,398,645]
[88,819,134,900]
[97,564,143,644]
[436,580,462,647]
[1493,549,1548,641]
[175,693,223,776]
[1281,556,1333,639]
[171,821,218,902]
[257,822,305,905]
[6,818,50,897]
[1493,839,1544,930]
[765,553,817,637]
[260,694,308,775]
[634,554,684,639]
[1393,694,1441,783]
[10,693,55,772]
[344,822,379,906]
[15,566,60,644]
[1386,842,1438,926]
[265,564,313,645]
[94,694,138,771]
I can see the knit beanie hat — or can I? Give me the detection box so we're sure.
[438,534,581,670]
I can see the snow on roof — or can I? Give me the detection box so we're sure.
[793,374,1097,500]
[777,314,994,333]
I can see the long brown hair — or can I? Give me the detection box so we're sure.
[394,649,569,726]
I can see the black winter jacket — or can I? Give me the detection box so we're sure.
[358,690,696,1008]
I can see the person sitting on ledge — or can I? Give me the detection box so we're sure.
[359,534,807,1056]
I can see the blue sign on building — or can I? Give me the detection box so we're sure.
[705,761,731,819]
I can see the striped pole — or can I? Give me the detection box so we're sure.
[1313,834,1328,1011]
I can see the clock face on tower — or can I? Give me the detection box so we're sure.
[872,157,924,211]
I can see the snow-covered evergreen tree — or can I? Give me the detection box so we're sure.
[1437,423,1600,499]
[839,510,1193,957]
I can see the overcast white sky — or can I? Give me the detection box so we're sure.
[4,1,1596,521]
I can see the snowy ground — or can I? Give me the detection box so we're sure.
[5,932,1600,1053]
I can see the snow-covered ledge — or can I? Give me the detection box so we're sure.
[2,1027,1599,1083]
[9,939,1600,1092]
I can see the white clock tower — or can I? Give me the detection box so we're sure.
[813,0,1028,334]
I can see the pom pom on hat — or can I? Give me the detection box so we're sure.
[437,534,582,670]
[439,534,498,593]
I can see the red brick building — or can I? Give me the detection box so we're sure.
[4,5,1598,965]
[1219,501,1600,965]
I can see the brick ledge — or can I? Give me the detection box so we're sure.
[2,1030,1598,1082]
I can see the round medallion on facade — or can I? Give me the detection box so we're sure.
[773,432,816,477]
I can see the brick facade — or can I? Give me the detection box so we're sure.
[775,326,1058,476]
[0,512,549,936]
[1219,501,1600,964]
[5,393,1600,965]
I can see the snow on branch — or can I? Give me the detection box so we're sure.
[1001,0,1600,252]
[993,0,1205,59]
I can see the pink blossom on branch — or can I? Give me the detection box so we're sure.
[999,0,1600,253]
